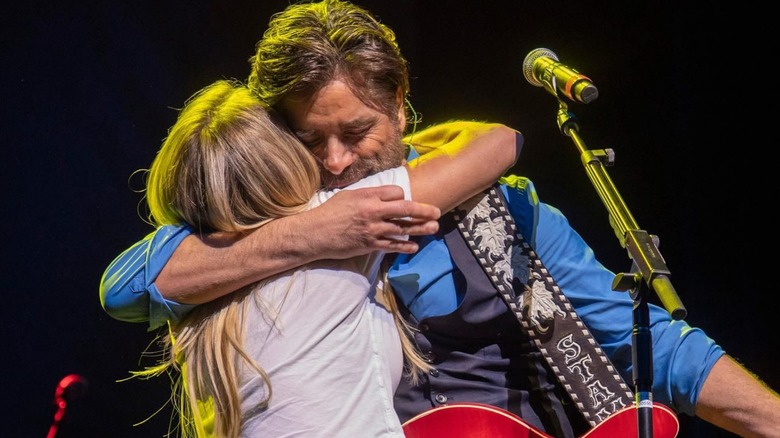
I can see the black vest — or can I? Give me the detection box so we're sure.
[393,212,590,438]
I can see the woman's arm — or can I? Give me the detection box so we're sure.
[405,121,522,211]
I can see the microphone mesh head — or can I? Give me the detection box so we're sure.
[523,48,558,87]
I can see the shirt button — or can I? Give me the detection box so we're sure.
[434,393,448,404]
[429,368,439,377]
[424,351,436,363]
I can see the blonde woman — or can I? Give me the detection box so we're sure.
[136,79,519,437]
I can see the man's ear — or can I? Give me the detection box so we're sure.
[395,88,406,131]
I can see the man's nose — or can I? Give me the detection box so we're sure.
[321,139,354,175]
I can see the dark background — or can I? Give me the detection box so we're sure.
[4,1,774,437]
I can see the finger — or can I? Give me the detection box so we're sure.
[391,219,440,236]
[381,200,441,221]
[403,201,441,220]
[369,186,441,218]
[374,237,421,254]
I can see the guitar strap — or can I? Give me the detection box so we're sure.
[451,185,634,427]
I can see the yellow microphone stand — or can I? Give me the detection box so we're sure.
[550,89,686,438]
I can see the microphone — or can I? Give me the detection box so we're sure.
[522,48,598,104]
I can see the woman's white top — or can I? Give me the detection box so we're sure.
[239,167,410,437]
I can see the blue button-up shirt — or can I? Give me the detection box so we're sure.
[100,175,723,417]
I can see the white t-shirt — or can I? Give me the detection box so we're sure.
[239,167,410,437]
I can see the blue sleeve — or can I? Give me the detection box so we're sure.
[99,224,197,331]
[502,177,724,416]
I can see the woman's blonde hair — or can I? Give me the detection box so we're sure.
[146,80,320,232]
[136,79,429,438]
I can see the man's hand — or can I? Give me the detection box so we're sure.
[302,185,441,259]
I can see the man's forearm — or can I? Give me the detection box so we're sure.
[156,215,313,304]
[695,354,780,437]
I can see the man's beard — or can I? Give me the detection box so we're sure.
[320,128,406,190]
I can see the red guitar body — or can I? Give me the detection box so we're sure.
[402,402,679,438]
